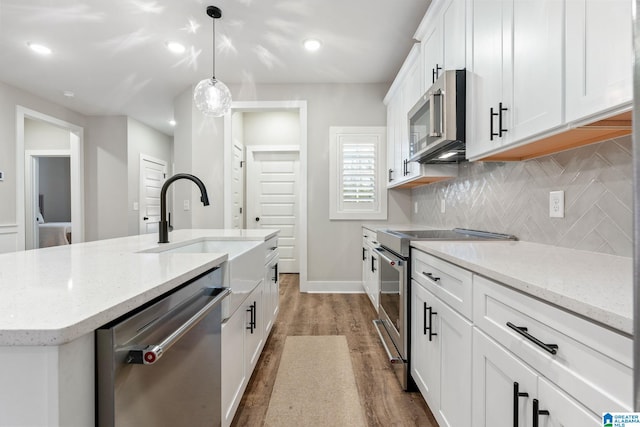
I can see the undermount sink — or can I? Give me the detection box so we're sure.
[143,239,260,259]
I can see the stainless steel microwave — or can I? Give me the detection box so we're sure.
[408,69,466,163]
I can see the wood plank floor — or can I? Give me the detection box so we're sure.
[231,274,438,427]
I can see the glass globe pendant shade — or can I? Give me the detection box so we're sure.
[193,77,232,117]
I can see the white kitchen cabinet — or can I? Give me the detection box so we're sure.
[565,0,632,123]
[419,0,465,88]
[472,328,537,427]
[361,228,379,312]
[263,241,279,336]
[411,279,472,427]
[473,329,600,427]
[467,0,563,160]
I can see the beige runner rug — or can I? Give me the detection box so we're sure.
[264,335,367,427]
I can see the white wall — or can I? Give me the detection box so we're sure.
[175,83,412,283]
[173,86,225,231]
[0,81,87,227]
[243,111,300,146]
[85,116,128,241]
[126,117,173,235]
[24,118,70,150]
[39,157,71,222]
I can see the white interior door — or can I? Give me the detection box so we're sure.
[231,144,245,229]
[139,155,167,234]
[246,147,299,273]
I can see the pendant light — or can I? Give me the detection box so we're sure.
[193,5,232,117]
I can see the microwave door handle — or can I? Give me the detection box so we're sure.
[428,92,443,137]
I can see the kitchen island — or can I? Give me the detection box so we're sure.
[0,229,277,427]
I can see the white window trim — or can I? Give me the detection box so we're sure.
[329,126,387,220]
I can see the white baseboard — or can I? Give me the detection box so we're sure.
[301,281,365,293]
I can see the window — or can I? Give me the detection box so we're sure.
[329,126,387,220]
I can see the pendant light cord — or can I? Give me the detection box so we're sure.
[211,13,216,79]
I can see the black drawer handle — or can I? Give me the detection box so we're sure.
[422,271,440,282]
[532,399,549,427]
[513,382,529,427]
[506,322,558,355]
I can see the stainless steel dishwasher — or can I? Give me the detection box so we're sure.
[96,267,230,427]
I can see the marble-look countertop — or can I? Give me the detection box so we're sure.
[0,229,277,346]
[411,240,632,335]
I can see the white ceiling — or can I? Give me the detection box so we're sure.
[0,0,430,135]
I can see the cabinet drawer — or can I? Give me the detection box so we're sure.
[265,237,278,263]
[473,275,632,414]
[362,227,378,247]
[411,249,472,319]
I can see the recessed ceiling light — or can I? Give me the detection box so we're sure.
[27,42,52,55]
[169,120,177,126]
[303,39,322,52]
[62,90,75,98]
[166,41,185,54]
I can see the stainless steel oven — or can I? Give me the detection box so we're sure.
[373,228,516,390]
[373,246,409,389]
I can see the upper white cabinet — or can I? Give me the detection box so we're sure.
[385,42,459,190]
[565,0,632,122]
[466,0,564,160]
[418,0,466,88]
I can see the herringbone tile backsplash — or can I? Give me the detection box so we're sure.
[411,135,633,257]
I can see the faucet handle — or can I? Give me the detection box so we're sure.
[168,212,174,232]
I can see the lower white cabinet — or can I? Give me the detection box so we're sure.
[221,242,280,427]
[221,280,264,427]
[472,329,600,427]
[361,228,379,312]
[411,279,472,427]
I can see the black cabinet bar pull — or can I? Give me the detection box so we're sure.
[423,302,428,335]
[388,168,394,182]
[371,255,377,273]
[246,302,256,334]
[422,271,441,282]
[507,322,558,354]
[428,306,438,342]
[513,382,529,427]
[363,247,367,261]
[532,399,549,427]
[490,107,500,140]
[499,102,508,137]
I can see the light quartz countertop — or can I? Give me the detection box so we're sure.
[0,229,277,346]
[411,240,632,335]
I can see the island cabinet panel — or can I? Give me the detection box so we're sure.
[0,333,94,427]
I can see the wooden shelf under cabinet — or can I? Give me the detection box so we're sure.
[478,110,632,162]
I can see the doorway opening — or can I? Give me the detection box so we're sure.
[16,106,85,251]
[223,101,308,286]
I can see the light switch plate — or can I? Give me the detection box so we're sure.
[549,191,564,218]
[183,200,190,211]
[133,202,139,211]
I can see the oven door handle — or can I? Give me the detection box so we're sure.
[373,319,404,364]
[375,247,404,270]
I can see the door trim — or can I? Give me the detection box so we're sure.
[139,153,167,235]
[16,106,85,251]
[223,100,309,291]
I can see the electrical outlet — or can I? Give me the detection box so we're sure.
[414,202,418,214]
[440,199,446,213]
[183,200,190,211]
[549,191,564,218]
[133,202,139,211]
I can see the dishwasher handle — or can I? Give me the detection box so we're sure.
[127,288,231,365]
